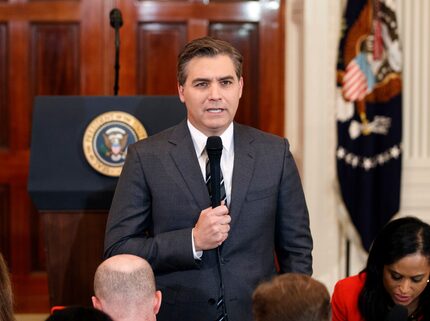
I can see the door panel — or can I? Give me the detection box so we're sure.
[119,0,284,132]
[210,22,260,128]
[31,23,80,96]
[137,23,188,94]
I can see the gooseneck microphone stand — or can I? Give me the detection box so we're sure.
[109,8,123,96]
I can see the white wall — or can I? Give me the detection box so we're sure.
[285,0,430,293]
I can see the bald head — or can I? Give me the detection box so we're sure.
[93,255,162,321]
[94,254,155,304]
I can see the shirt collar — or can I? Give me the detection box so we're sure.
[187,120,234,156]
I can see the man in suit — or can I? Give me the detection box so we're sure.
[104,36,313,321]
[92,254,162,321]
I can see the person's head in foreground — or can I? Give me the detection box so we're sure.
[92,254,162,321]
[46,306,113,321]
[252,273,330,321]
[360,216,430,320]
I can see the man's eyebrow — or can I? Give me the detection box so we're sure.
[191,78,210,84]
[218,76,235,81]
[191,75,235,84]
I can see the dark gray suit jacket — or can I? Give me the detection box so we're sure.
[104,120,313,321]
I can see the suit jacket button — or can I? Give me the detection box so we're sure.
[208,298,216,305]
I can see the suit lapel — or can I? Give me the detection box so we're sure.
[229,124,255,220]
[167,121,256,216]
[169,121,210,210]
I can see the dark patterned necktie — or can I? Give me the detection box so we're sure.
[205,157,227,206]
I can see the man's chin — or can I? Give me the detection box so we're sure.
[203,121,230,133]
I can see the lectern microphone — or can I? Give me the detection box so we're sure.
[109,8,123,29]
[109,8,123,95]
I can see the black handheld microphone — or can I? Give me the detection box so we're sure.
[206,136,223,208]
[384,305,408,321]
[109,8,123,29]
[206,136,229,321]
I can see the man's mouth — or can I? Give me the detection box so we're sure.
[207,108,224,113]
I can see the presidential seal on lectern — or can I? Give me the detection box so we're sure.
[83,111,147,177]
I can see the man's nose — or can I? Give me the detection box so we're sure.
[208,83,221,100]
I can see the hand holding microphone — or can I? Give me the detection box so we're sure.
[193,204,231,250]
[194,136,231,250]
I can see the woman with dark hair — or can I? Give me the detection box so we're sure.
[332,216,430,321]
[0,253,15,321]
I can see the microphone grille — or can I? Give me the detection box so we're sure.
[206,136,222,153]
[109,8,123,28]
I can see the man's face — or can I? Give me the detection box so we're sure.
[382,253,430,313]
[178,54,243,137]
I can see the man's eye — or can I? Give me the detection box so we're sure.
[220,80,232,86]
[195,82,208,87]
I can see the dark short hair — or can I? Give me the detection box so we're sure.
[46,306,113,321]
[359,216,430,320]
[252,273,330,321]
[177,36,243,85]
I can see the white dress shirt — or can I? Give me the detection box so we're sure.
[187,120,234,259]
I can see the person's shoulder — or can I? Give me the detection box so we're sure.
[332,273,365,321]
[334,272,366,294]
[131,122,181,150]
[235,122,287,145]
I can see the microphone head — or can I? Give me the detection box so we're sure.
[109,8,123,28]
[206,136,222,208]
[384,305,408,321]
[206,136,222,156]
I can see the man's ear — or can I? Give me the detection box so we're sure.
[178,83,186,103]
[238,76,244,98]
[92,296,103,310]
[153,290,162,315]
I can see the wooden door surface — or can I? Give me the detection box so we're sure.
[116,0,285,134]
[0,0,284,312]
